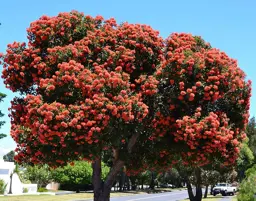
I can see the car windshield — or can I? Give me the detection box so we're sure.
[216,184,226,187]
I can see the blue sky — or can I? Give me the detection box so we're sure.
[0,0,256,151]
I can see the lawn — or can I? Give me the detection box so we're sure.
[232,196,238,201]
[182,195,238,201]
[0,192,145,201]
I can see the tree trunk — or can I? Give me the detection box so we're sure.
[93,132,139,201]
[8,174,13,194]
[150,171,155,190]
[186,168,202,201]
[92,158,102,201]
[101,160,125,201]
[195,168,202,201]
[141,179,144,190]
[93,158,124,201]
[119,170,125,192]
[130,176,137,191]
[210,184,215,195]
[204,185,208,198]
[128,177,131,191]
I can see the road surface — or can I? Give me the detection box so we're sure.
[111,191,188,201]
[219,196,234,201]
[93,190,188,201]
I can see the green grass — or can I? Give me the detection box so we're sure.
[0,188,187,201]
[232,195,237,201]
[0,192,146,201]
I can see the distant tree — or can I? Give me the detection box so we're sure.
[22,165,52,188]
[237,165,256,201]
[246,117,256,159]
[236,140,254,181]
[157,168,183,187]
[0,92,6,140]
[3,151,15,162]
[201,170,221,198]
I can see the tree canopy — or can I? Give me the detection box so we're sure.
[0,11,251,201]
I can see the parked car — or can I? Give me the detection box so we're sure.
[212,183,236,196]
[159,183,175,188]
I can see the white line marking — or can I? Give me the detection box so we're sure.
[126,191,185,201]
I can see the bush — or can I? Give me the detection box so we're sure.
[22,165,52,188]
[51,161,109,191]
[0,179,7,194]
[237,165,256,201]
[37,187,48,192]
[23,188,28,193]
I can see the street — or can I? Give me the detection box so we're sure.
[75,190,236,201]
[110,190,188,201]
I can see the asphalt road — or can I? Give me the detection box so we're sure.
[219,196,234,201]
[109,190,188,201]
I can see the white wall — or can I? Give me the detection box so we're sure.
[0,159,15,194]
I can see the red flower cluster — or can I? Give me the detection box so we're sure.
[1,12,251,170]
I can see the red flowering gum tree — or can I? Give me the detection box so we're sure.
[1,11,164,201]
[1,11,251,201]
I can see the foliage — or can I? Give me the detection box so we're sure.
[237,165,256,201]
[3,151,15,162]
[52,161,109,185]
[23,188,28,193]
[37,187,48,192]
[236,140,254,181]
[246,117,256,159]
[22,165,52,188]
[0,179,6,194]
[0,92,6,140]
[1,11,251,200]
[157,168,182,187]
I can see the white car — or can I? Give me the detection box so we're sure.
[212,183,236,196]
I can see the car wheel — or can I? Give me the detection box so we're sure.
[222,191,227,196]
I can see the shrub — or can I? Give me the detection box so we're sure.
[37,187,48,192]
[51,161,109,191]
[23,188,28,193]
[0,179,7,194]
[237,165,256,201]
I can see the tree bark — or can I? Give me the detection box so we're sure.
[8,174,13,194]
[93,132,140,200]
[93,158,124,201]
[92,158,102,201]
[186,178,195,201]
[119,170,125,192]
[186,168,202,201]
[149,171,155,190]
[204,185,208,198]
[101,160,124,201]
[195,168,202,201]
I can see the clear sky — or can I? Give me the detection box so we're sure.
[0,0,256,151]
